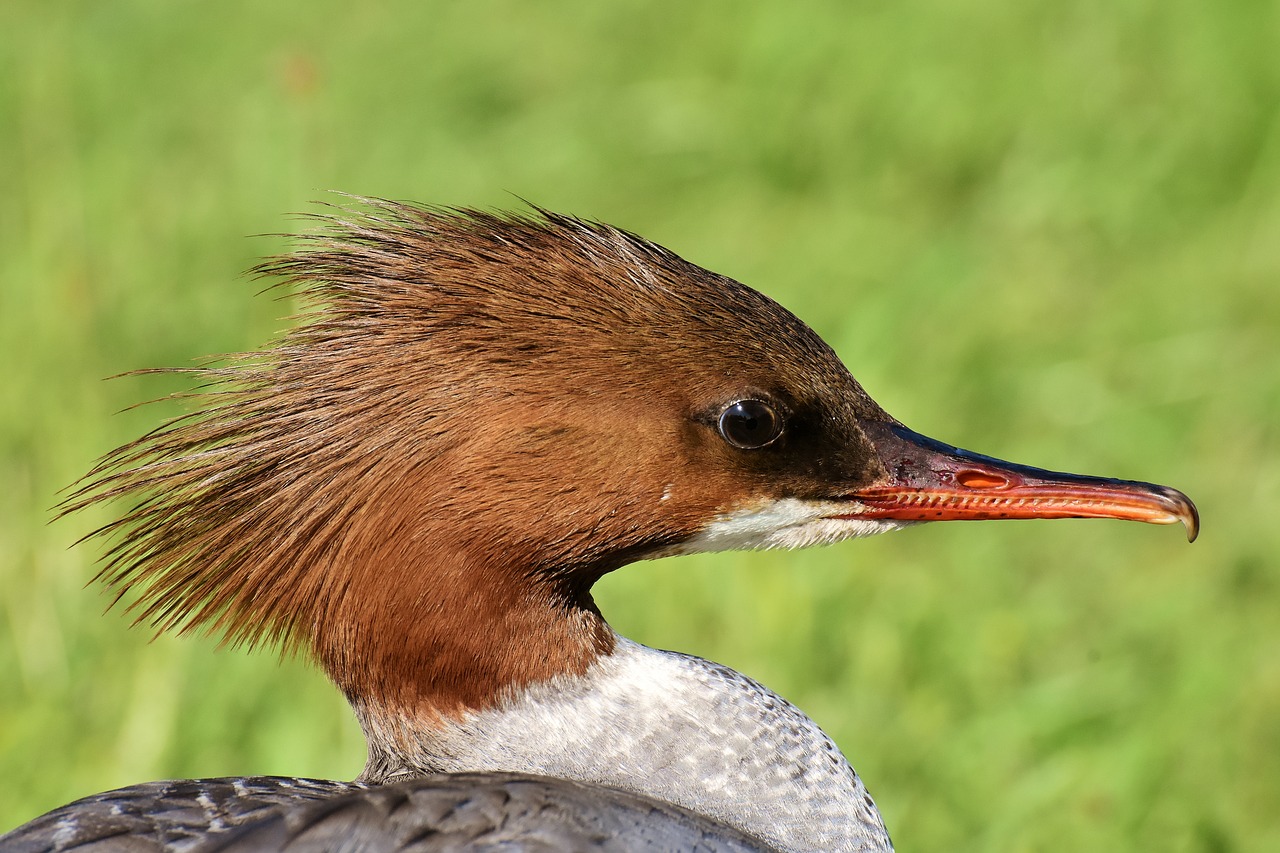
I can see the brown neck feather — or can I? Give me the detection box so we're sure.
[310,495,619,718]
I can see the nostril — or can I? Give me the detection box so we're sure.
[955,470,1010,490]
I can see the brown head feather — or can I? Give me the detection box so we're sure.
[63,198,881,723]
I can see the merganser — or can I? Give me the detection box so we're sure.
[2,199,1197,853]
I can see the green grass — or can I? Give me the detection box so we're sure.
[2,1,1277,848]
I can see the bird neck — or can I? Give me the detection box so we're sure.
[352,636,892,853]
[313,534,618,724]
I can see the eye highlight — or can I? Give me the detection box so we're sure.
[718,400,784,449]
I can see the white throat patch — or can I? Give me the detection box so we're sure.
[676,497,905,554]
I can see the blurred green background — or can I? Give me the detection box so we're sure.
[2,1,1277,849]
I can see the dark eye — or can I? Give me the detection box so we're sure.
[717,400,784,449]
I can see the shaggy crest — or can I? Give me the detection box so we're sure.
[65,201,677,648]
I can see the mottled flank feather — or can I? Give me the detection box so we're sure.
[1,774,774,852]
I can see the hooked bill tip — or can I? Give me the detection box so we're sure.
[1157,486,1199,542]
